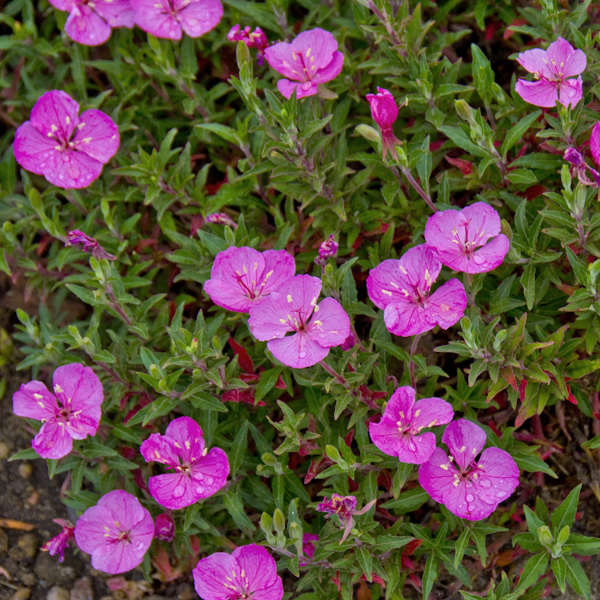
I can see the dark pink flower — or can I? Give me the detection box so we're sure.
[193,544,283,600]
[204,246,295,313]
[66,230,116,260]
[12,363,103,459]
[74,490,154,574]
[227,25,268,64]
[13,90,119,189]
[154,513,175,542]
[248,275,350,368]
[369,386,454,464]
[418,419,520,521]
[264,28,344,99]
[132,0,223,40]
[300,533,318,566]
[315,234,338,266]
[590,122,600,168]
[140,416,229,510]
[204,212,237,228]
[367,245,467,337]
[41,519,75,563]
[515,37,585,108]
[424,202,510,274]
[316,494,375,543]
[49,0,134,45]
[366,87,399,158]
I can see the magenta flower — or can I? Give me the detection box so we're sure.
[132,0,223,40]
[228,25,268,64]
[49,0,134,45]
[12,363,103,459]
[264,28,344,99]
[140,416,229,510]
[204,212,237,228]
[203,246,295,313]
[367,245,467,337]
[74,490,154,574]
[316,494,375,543]
[590,122,600,168]
[13,90,119,189]
[248,274,350,368]
[424,202,510,274]
[193,544,283,600]
[41,519,75,563]
[315,234,338,266]
[300,533,319,566]
[66,230,116,260]
[418,419,520,521]
[154,513,175,542]
[369,386,454,464]
[515,37,586,108]
[366,87,400,158]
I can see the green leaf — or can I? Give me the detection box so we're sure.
[551,484,581,534]
[564,533,600,555]
[255,368,281,403]
[513,552,548,595]
[564,554,591,599]
[501,110,542,158]
[8,448,39,461]
[551,557,567,594]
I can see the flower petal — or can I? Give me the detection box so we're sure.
[261,250,296,293]
[13,122,61,176]
[97,489,154,532]
[312,51,344,84]
[193,552,238,600]
[267,332,329,368]
[32,421,73,459]
[546,37,586,77]
[466,234,510,273]
[383,300,435,337]
[558,76,583,108]
[132,0,182,39]
[30,90,79,140]
[190,447,230,498]
[64,6,113,45]
[516,48,552,78]
[233,545,283,599]
[515,79,558,108]
[367,259,412,310]
[74,504,111,553]
[179,0,223,37]
[165,416,205,461]
[476,447,520,505]
[418,447,458,504]
[140,432,180,467]
[44,149,104,189]
[411,396,454,432]
[72,109,119,163]
[307,297,350,348]
[12,380,57,421]
[148,473,197,510]
[427,278,467,329]
[591,122,600,169]
[442,419,486,471]
[93,0,135,28]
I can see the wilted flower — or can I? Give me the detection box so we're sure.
[193,544,283,600]
[66,230,116,260]
[366,87,400,158]
[515,37,586,108]
[424,202,510,274]
[12,363,104,459]
[563,145,600,187]
[132,0,223,40]
[41,519,75,563]
[140,416,229,510]
[203,246,296,313]
[315,234,338,266]
[74,490,154,574]
[264,28,344,99]
[48,0,134,45]
[418,419,520,521]
[369,386,454,464]
[228,25,268,64]
[248,274,350,368]
[316,494,375,543]
[13,90,119,189]
[300,533,319,566]
[204,212,237,228]
[154,513,175,542]
[367,245,467,337]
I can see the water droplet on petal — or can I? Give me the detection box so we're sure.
[466,494,474,502]
[173,484,185,497]
[299,351,306,358]
[134,540,145,550]
[480,479,491,488]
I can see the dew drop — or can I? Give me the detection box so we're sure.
[134,540,145,550]
[173,484,185,497]
[466,494,474,502]
[299,351,306,358]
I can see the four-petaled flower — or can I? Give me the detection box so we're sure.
[41,519,75,563]
[248,274,350,368]
[12,363,104,459]
[418,419,520,521]
[203,246,296,313]
[193,544,283,600]
[366,87,400,158]
[140,416,230,510]
[49,0,134,46]
[515,37,586,108]
[264,28,344,99]
[132,0,223,40]
[74,489,154,574]
[369,386,454,464]
[316,494,375,543]
[424,202,510,274]
[13,90,119,189]
[367,244,467,337]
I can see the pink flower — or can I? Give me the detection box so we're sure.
[300,533,318,566]
[12,363,103,459]
[140,416,229,510]
[316,494,375,543]
[66,230,116,260]
[13,90,119,189]
[248,274,350,368]
[228,25,268,64]
[418,419,520,521]
[74,490,154,574]
[154,513,175,542]
[366,87,399,158]
[315,234,338,266]
[204,212,237,228]
[264,28,344,99]
[49,0,134,45]
[132,0,223,40]
[590,121,600,168]
[515,37,586,108]
[41,519,75,563]
[193,544,283,600]
[367,245,467,337]
[369,386,454,464]
[424,202,510,274]
[203,246,296,313]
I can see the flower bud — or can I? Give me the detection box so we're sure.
[564,147,584,168]
[154,513,175,542]
[315,234,338,266]
[366,87,398,131]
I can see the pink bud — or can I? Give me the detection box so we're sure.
[365,87,398,131]
[315,234,338,266]
[154,513,175,542]
[41,519,75,563]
